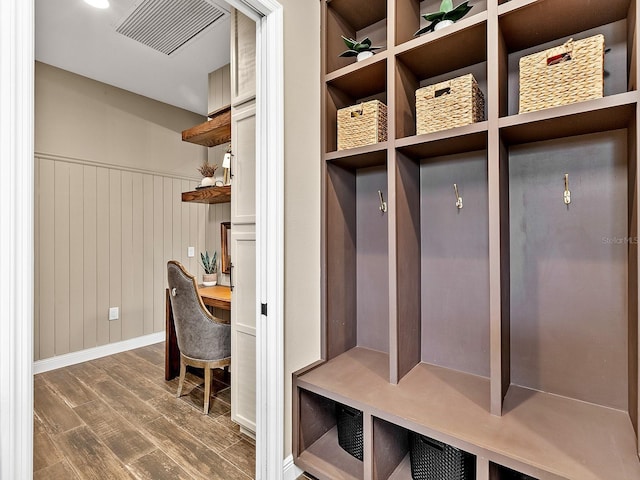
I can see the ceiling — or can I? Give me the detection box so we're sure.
[35,0,232,116]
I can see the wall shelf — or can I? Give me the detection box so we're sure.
[181,185,230,204]
[181,105,231,147]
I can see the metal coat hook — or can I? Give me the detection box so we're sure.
[564,173,571,205]
[453,183,463,209]
[378,190,387,214]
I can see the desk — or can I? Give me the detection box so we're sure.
[165,285,231,380]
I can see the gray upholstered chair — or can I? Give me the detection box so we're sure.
[167,260,231,414]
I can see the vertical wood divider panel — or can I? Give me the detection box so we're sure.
[326,164,358,359]
[630,109,639,453]
[320,0,328,361]
[363,412,373,479]
[394,0,419,47]
[387,0,399,385]
[476,456,490,480]
[394,151,421,383]
[487,0,506,416]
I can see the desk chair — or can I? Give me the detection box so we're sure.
[167,260,231,414]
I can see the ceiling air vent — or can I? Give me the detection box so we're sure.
[116,0,228,55]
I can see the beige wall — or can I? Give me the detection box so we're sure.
[281,0,322,457]
[34,62,230,360]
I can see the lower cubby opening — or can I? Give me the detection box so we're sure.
[373,417,476,480]
[297,388,364,480]
[490,462,537,480]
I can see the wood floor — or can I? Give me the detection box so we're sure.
[34,342,255,480]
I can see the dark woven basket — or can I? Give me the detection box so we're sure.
[409,432,475,480]
[335,403,363,461]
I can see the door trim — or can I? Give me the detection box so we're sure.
[2,0,285,478]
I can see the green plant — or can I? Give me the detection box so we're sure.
[200,251,218,274]
[339,36,381,57]
[197,161,218,178]
[414,0,472,36]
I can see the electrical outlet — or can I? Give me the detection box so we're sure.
[188,246,195,257]
[108,307,119,321]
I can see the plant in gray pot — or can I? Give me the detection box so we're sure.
[339,36,382,62]
[414,0,472,35]
[200,251,218,286]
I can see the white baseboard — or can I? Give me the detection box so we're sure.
[283,454,304,480]
[33,332,165,374]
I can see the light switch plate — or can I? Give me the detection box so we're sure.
[188,246,195,257]
[108,307,119,321]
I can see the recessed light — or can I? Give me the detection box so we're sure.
[84,0,109,8]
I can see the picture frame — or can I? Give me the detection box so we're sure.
[221,221,231,274]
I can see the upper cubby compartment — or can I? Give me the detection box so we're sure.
[498,0,636,117]
[394,19,487,139]
[325,57,388,154]
[324,0,388,75]
[395,0,488,47]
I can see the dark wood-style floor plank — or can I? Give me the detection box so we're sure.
[97,355,172,402]
[33,383,84,434]
[128,449,194,480]
[41,368,99,407]
[147,395,241,453]
[33,431,64,471]
[73,399,156,464]
[34,460,81,480]
[54,426,137,480]
[142,416,252,480]
[91,378,162,426]
[220,437,256,478]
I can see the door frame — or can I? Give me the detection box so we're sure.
[0,0,284,478]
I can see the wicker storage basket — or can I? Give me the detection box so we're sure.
[519,35,605,113]
[416,73,485,135]
[336,403,363,461]
[409,432,475,480]
[337,100,387,151]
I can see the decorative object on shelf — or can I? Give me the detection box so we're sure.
[197,161,218,187]
[339,36,381,62]
[221,222,231,274]
[519,35,605,113]
[564,173,571,205]
[222,145,233,186]
[378,190,387,213]
[335,403,363,461]
[454,183,463,209]
[200,251,218,286]
[337,99,388,150]
[409,432,476,480]
[414,0,472,36]
[416,73,485,135]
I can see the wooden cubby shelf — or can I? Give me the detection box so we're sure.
[295,0,640,478]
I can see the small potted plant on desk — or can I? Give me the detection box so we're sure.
[200,251,218,286]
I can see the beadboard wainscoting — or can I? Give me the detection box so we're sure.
[34,154,231,362]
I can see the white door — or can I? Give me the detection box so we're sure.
[231,227,256,433]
